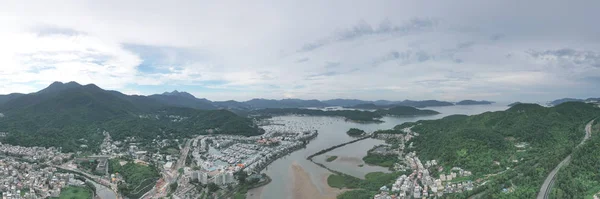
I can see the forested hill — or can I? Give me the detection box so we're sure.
[252,106,439,122]
[0,82,262,152]
[392,102,599,198]
[553,120,600,198]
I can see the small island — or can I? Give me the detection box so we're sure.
[456,100,494,105]
[326,156,338,162]
[346,128,366,137]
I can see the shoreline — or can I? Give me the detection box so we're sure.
[291,162,343,199]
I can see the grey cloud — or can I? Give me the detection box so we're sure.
[490,34,505,41]
[529,48,600,68]
[325,62,341,68]
[298,18,438,53]
[31,24,83,36]
[456,41,475,49]
[416,51,432,62]
[372,50,433,66]
[295,57,310,63]
[305,71,339,80]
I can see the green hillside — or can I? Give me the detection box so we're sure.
[387,102,600,198]
[253,106,439,122]
[0,82,262,152]
[553,120,600,198]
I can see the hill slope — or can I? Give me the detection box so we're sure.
[391,102,599,198]
[148,90,217,110]
[0,82,261,152]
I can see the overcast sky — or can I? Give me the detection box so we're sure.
[1,0,599,102]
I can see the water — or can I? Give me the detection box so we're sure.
[251,104,509,199]
[89,181,117,199]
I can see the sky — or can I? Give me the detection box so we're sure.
[1,0,599,102]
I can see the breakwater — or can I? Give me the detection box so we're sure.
[306,135,372,175]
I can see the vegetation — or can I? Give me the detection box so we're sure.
[52,186,93,199]
[346,128,366,137]
[553,122,600,198]
[109,159,159,198]
[391,102,600,198]
[362,153,397,168]
[328,172,407,193]
[456,100,494,105]
[208,183,220,192]
[337,190,377,199]
[254,106,438,123]
[253,108,383,122]
[0,83,263,152]
[375,106,439,116]
[326,156,338,162]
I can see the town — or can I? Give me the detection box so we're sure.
[0,120,318,199]
[372,127,475,199]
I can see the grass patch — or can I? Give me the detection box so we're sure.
[358,164,364,167]
[336,190,376,199]
[52,186,92,199]
[326,156,338,162]
[109,159,159,198]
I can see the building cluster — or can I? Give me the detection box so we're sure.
[99,131,118,155]
[373,126,476,199]
[0,157,85,199]
[189,169,235,185]
[200,131,317,174]
[0,143,72,163]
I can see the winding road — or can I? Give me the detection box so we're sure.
[537,120,594,199]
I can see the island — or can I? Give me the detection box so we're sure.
[456,100,494,105]
[326,156,338,162]
[252,106,439,123]
[346,128,366,137]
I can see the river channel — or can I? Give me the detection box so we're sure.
[248,104,509,199]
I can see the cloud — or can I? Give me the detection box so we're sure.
[295,57,310,63]
[324,62,341,68]
[529,48,600,68]
[298,18,438,52]
[1,0,600,101]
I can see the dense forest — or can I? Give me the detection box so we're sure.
[391,102,600,198]
[0,82,262,152]
[252,106,439,123]
[552,121,600,198]
[109,159,160,199]
[346,128,366,137]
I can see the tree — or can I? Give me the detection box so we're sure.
[208,183,220,193]
[170,182,178,192]
[235,171,248,184]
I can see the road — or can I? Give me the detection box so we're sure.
[52,164,120,199]
[142,136,199,199]
[537,120,594,199]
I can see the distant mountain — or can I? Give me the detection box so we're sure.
[212,100,250,109]
[456,100,494,105]
[37,81,83,94]
[348,103,381,109]
[0,82,261,152]
[243,98,329,109]
[148,90,217,110]
[0,93,24,105]
[397,100,454,108]
[325,99,454,108]
[372,100,398,105]
[322,99,372,107]
[548,98,586,106]
[376,106,440,116]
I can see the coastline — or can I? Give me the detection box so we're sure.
[291,162,343,199]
